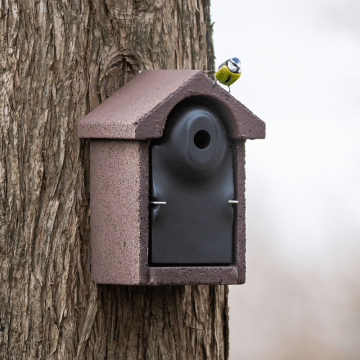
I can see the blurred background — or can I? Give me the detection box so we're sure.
[210,0,360,359]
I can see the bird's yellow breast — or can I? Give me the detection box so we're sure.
[215,65,241,86]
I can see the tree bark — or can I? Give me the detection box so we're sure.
[0,0,229,358]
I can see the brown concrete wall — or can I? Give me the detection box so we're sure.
[87,104,254,285]
[89,125,248,285]
[138,142,150,284]
[148,266,239,285]
[234,141,247,284]
[90,140,143,284]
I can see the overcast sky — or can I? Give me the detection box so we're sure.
[210,1,360,358]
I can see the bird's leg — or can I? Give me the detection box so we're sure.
[227,86,231,97]
[212,79,217,87]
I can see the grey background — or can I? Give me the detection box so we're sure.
[211,0,360,359]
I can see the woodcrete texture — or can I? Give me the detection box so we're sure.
[90,140,143,284]
[78,70,266,140]
[0,0,231,358]
[80,73,265,285]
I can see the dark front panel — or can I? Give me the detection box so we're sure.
[150,102,235,265]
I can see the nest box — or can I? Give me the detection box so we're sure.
[78,70,265,285]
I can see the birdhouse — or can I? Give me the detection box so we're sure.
[78,70,265,285]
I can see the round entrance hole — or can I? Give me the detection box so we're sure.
[194,130,211,149]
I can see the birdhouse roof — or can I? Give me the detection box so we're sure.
[78,70,265,140]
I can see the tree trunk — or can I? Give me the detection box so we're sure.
[0,0,229,358]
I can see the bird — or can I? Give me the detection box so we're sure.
[203,57,242,97]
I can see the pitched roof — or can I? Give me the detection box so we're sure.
[78,70,265,140]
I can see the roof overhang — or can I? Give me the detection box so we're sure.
[78,70,266,140]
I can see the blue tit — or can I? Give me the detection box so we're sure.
[204,57,242,97]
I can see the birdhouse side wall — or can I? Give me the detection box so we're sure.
[90,140,145,284]
[138,142,150,284]
[234,140,246,284]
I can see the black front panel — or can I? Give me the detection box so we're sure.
[150,102,234,265]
